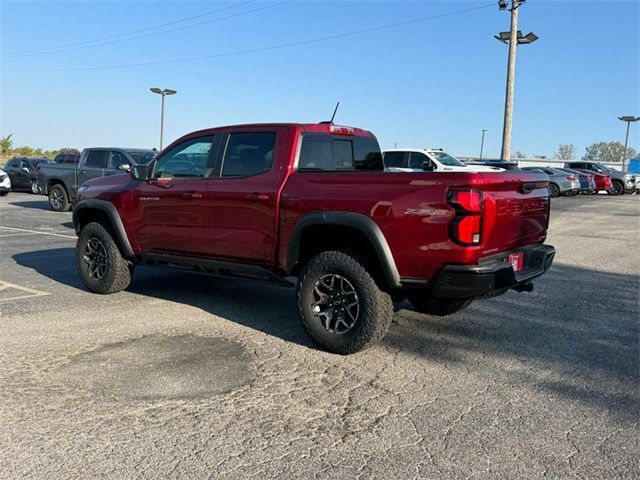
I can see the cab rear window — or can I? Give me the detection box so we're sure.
[298,134,383,172]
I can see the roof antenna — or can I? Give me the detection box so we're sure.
[330,101,340,124]
[320,101,340,124]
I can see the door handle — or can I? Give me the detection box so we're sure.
[246,193,270,202]
[182,192,203,199]
[78,170,87,175]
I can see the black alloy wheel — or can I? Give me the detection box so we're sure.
[311,273,360,335]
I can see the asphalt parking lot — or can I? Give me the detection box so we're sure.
[0,191,638,479]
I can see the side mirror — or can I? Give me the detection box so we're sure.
[422,161,435,172]
[118,164,131,173]
[131,165,150,180]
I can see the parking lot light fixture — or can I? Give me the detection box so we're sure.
[150,88,177,150]
[495,0,538,162]
[618,115,639,171]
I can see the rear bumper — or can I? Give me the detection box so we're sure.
[431,244,556,299]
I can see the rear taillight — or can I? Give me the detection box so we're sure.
[448,189,483,245]
[567,175,576,181]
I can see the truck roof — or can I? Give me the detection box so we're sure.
[384,148,444,153]
[179,123,376,138]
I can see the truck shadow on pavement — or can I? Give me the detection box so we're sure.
[12,247,640,419]
[9,200,53,211]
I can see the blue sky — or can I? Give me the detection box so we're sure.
[1,0,638,158]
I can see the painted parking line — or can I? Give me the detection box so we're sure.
[0,226,76,239]
[0,280,50,303]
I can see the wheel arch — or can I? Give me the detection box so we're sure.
[73,199,135,258]
[286,211,401,289]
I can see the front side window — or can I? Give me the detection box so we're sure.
[428,151,464,167]
[221,132,276,177]
[154,136,214,179]
[85,150,109,169]
[127,151,156,165]
[409,152,429,169]
[107,151,129,170]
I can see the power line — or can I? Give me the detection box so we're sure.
[3,3,494,73]
[2,0,263,57]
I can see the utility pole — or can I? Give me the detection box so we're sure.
[618,115,640,171]
[479,129,487,159]
[495,1,538,161]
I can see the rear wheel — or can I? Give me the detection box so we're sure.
[30,181,40,194]
[76,222,132,294]
[607,181,624,195]
[548,183,560,198]
[48,184,70,211]
[406,292,472,316]
[297,251,393,354]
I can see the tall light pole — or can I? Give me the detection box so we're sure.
[495,0,538,161]
[479,129,487,159]
[618,115,639,171]
[150,88,177,150]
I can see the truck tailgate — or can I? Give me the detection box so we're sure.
[478,171,550,254]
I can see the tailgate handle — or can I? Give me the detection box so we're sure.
[520,181,547,194]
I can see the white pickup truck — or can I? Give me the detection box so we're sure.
[383,148,503,173]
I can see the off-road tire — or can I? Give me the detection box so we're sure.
[48,184,70,211]
[548,183,560,198]
[406,293,472,316]
[76,222,132,294]
[297,251,393,354]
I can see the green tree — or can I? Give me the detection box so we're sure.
[13,146,35,156]
[555,144,576,160]
[0,134,13,155]
[583,141,637,163]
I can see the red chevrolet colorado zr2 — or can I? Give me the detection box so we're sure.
[73,123,555,354]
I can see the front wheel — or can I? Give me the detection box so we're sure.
[406,293,472,316]
[76,222,132,294]
[297,251,393,354]
[48,184,70,211]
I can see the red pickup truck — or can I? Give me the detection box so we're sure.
[73,123,555,354]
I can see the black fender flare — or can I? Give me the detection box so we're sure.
[286,211,401,289]
[73,199,135,258]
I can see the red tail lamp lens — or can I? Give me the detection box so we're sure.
[454,216,481,244]
[449,190,483,213]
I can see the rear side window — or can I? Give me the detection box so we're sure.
[85,151,109,168]
[299,134,383,171]
[221,132,276,177]
[383,152,406,168]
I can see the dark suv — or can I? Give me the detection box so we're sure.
[3,156,51,193]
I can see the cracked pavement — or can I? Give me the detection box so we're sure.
[0,192,638,479]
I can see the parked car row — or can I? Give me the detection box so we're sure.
[382,149,637,197]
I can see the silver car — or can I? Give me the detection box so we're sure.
[521,167,580,197]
